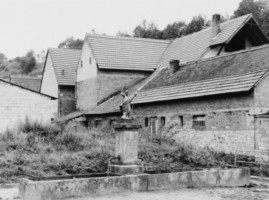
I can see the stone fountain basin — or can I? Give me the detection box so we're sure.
[19,167,250,200]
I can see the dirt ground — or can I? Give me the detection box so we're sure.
[2,181,269,200]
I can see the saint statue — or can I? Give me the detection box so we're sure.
[120,90,137,119]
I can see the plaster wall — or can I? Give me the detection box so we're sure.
[40,54,58,98]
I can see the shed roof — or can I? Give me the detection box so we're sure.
[134,44,269,104]
[86,34,171,71]
[48,48,81,85]
[10,75,41,92]
[133,70,267,104]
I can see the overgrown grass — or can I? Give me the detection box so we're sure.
[0,117,260,184]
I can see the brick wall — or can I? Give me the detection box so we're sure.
[59,85,76,116]
[0,81,58,132]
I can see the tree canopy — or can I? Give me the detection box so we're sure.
[58,37,84,50]
[133,15,209,40]
[233,0,269,37]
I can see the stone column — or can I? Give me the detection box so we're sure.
[109,119,143,175]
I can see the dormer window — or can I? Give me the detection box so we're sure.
[62,69,65,76]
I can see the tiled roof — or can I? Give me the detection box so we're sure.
[133,70,267,104]
[86,34,171,71]
[10,75,41,92]
[58,79,146,121]
[49,48,81,85]
[144,44,269,90]
[134,44,269,104]
[158,14,252,68]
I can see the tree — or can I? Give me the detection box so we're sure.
[133,20,163,39]
[233,0,269,36]
[162,21,186,39]
[15,50,37,74]
[0,53,7,64]
[116,31,131,37]
[184,15,210,35]
[58,37,84,50]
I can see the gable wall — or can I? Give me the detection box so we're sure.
[0,81,58,132]
[40,54,58,98]
[76,42,98,110]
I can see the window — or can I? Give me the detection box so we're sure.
[61,69,65,76]
[193,115,206,129]
[95,120,102,128]
[81,60,83,68]
[161,117,166,127]
[150,117,158,136]
[179,115,184,127]
[89,57,92,64]
[110,119,116,127]
[145,117,149,127]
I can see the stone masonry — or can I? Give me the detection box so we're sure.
[0,81,57,132]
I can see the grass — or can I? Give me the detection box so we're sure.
[0,117,262,183]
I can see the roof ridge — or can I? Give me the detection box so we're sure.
[173,14,252,42]
[48,48,81,52]
[142,69,267,92]
[10,75,41,79]
[180,43,269,66]
[86,33,171,44]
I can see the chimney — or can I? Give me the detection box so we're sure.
[169,60,180,75]
[212,14,221,38]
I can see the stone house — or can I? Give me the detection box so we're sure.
[133,44,269,153]
[61,13,269,133]
[0,79,57,132]
[40,48,81,117]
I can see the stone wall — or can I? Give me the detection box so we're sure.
[97,74,145,104]
[0,81,58,132]
[59,85,76,116]
[76,69,149,110]
[172,129,255,153]
[76,77,97,110]
[133,93,257,153]
[86,114,121,133]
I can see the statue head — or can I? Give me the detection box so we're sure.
[125,90,129,96]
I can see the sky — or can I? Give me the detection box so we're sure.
[0,0,242,59]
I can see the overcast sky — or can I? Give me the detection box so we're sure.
[0,0,242,59]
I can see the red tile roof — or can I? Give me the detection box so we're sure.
[49,48,81,85]
[86,34,171,71]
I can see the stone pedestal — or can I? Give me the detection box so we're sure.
[109,119,143,175]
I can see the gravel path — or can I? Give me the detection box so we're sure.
[2,184,269,200]
[65,188,269,200]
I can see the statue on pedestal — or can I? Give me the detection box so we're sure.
[120,90,137,119]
